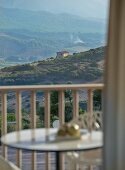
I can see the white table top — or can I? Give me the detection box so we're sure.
[1,128,103,152]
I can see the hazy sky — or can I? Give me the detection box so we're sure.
[0,0,109,19]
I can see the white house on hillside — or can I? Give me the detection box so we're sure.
[56,51,69,58]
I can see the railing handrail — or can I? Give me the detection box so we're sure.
[0,83,104,91]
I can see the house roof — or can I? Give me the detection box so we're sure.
[57,51,69,54]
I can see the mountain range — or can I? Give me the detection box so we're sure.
[0,0,108,19]
[0,7,106,33]
[0,7,106,66]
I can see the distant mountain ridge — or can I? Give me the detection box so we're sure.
[0,7,106,33]
[0,30,105,64]
[0,7,106,64]
[0,46,105,85]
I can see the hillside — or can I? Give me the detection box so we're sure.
[0,46,105,85]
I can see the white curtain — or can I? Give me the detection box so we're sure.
[104,0,125,169]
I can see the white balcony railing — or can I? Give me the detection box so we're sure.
[0,84,104,170]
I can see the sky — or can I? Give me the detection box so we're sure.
[0,0,109,19]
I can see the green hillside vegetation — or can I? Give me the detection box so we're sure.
[0,46,105,85]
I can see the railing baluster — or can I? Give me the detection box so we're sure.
[1,91,8,159]
[87,89,93,131]
[72,91,80,170]
[59,91,65,125]
[16,91,22,168]
[101,90,103,129]
[45,91,51,170]
[31,90,37,170]
[59,91,65,170]
[73,90,79,119]
[87,89,93,170]
[45,91,50,128]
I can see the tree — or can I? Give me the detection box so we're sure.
[37,90,73,126]
[93,90,102,110]
[37,89,87,125]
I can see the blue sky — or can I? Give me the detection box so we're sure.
[0,0,109,19]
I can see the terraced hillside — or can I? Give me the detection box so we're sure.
[0,46,105,85]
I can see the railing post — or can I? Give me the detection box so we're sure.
[45,91,51,170]
[16,91,22,168]
[87,89,94,170]
[101,90,104,130]
[30,90,37,170]
[87,89,93,132]
[1,91,8,159]
[59,91,65,125]
[59,91,65,170]
[73,90,79,119]
[72,90,79,170]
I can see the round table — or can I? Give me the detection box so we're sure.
[1,128,103,170]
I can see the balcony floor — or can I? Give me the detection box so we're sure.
[0,147,56,170]
[0,146,102,170]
